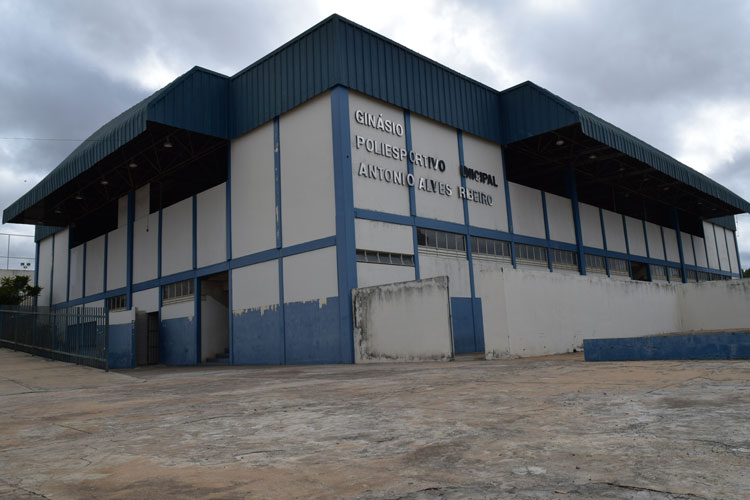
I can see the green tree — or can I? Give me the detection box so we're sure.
[0,275,42,305]
[743,268,750,279]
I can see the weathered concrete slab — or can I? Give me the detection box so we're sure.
[584,330,750,361]
[1,348,749,499]
[353,276,453,362]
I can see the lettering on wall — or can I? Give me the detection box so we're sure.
[353,108,496,206]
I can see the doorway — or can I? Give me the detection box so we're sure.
[135,311,160,366]
[199,272,230,364]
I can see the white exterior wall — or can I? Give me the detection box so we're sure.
[727,229,740,274]
[133,213,158,284]
[51,228,69,304]
[350,92,410,216]
[161,299,194,321]
[462,133,507,231]
[693,235,708,268]
[232,260,279,311]
[681,232,696,266]
[579,203,603,249]
[601,209,627,253]
[473,260,512,356]
[106,226,127,291]
[411,113,463,224]
[201,295,228,362]
[197,183,226,268]
[546,193,576,244]
[133,288,158,312]
[355,219,412,254]
[37,237,53,306]
[280,92,336,247]
[715,224,730,271]
[508,182,545,239]
[481,267,682,358]
[353,276,453,362]
[645,222,665,260]
[231,121,276,257]
[680,280,750,330]
[135,184,149,219]
[117,195,128,228]
[85,235,105,296]
[663,227,680,263]
[418,254,471,297]
[625,216,647,257]
[283,246,338,302]
[703,222,719,269]
[357,264,415,288]
[161,198,193,276]
[69,244,84,300]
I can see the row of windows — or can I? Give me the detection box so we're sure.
[471,236,511,258]
[106,294,126,312]
[417,228,466,252]
[416,227,731,282]
[162,279,194,304]
[356,249,415,267]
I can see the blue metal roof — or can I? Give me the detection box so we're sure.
[498,81,750,216]
[6,14,748,238]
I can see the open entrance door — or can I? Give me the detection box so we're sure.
[199,272,230,364]
[135,310,160,366]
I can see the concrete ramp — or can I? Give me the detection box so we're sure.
[352,276,454,363]
[584,330,750,361]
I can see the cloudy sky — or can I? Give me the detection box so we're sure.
[1,0,749,269]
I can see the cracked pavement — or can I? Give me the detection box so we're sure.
[0,348,748,499]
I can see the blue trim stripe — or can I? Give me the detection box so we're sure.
[566,169,586,275]
[672,209,688,283]
[226,147,233,261]
[49,233,55,305]
[82,242,87,298]
[103,232,108,292]
[157,208,163,278]
[126,191,135,310]
[733,229,742,275]
[194,277,201,363]
[33,242,40,306]
[273,115,285,364]
[500,146,516,268]
[274,117,282,249]
[331,85,357,364]
[228,268,233,364]
[660,226,669,281]
[404,110,420,279]
[66,229,71,302]
[192,195,198,270]
[541,191,553,272]
[599,208,610,276]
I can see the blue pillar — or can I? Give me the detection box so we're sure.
[501,146,516,268]
[642,220,652,281]
[274,116,286,364]
[599,208,610,276]
[66,230,71,302]
[672,209,688,283]
[660,226,669,282]
[82,242,87,299]
[732,230,742,277]
[542,191,553,272]
[33,242,40,306]
[330,86,357,364]
[565,168,586,275]
[126,191,135,310]
[192,195,197,270]
[404,110,420,279]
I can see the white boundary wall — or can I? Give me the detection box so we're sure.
[481,266,750,358]
[352,276,453,362]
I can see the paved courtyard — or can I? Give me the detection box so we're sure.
[0,348,748,499]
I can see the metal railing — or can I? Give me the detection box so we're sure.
[0,305,109,370]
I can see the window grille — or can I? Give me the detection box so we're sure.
[106,294,126,312]
[584,254,607,273]
[470,236,511,260]
[609,258,629,276]
[356,249,415,267]
[549,248,577,270]
[651,265,668,280]
[162,279,195,304]
[417,228,466,255]
[515,243,547,265]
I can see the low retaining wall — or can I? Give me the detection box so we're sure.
[352,276,453,362]
[584,331,750,361]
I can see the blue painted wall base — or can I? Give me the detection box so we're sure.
[584,331,750,361]
[232,306,283,365]
[108,323,135,369]
[451,297,484,354]
[160,317,197,365]
[285,297,341,364]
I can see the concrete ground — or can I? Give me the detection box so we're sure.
[0,349,748,500]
